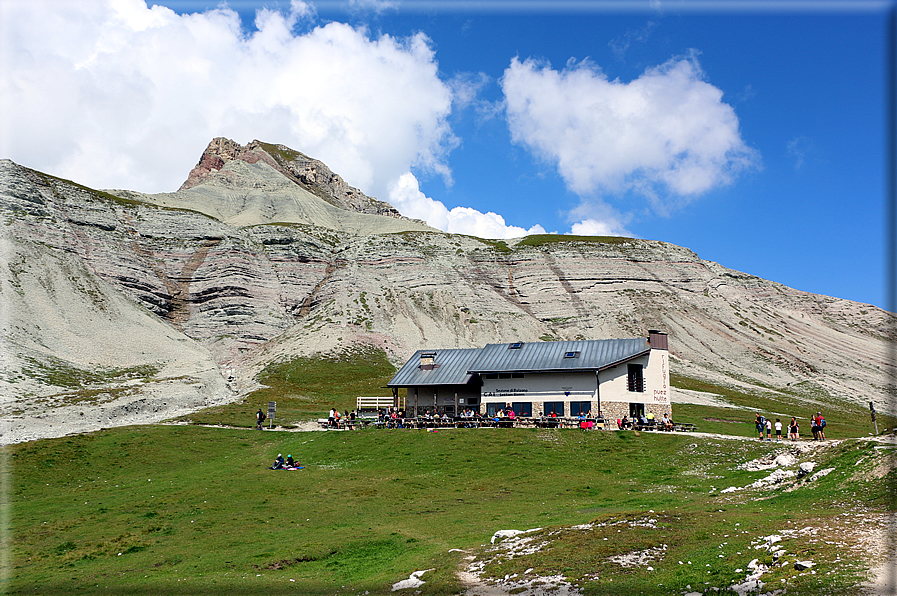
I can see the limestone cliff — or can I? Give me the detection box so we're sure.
[1,139,893,443]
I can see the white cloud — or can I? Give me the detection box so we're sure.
[448,71,491,110]
[0,0,455,198]
[787,135,812,170]
[608,20,658,62]
[388,172,546,240]
[567,200,634,237]
[501,52,759,210]
[570,219,623,236]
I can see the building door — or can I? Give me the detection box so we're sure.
[629,403,645,418]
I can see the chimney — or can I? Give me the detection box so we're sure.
[420,352,436,370]
[648,330,668,350]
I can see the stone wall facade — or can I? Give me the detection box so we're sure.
[601,402,670,429]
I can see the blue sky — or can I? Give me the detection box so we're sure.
[1,0,892,310]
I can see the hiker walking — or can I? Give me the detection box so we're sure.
[256,408,266,430]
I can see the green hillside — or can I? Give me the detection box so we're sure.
[7,348,895,595]
[7,421,895,595]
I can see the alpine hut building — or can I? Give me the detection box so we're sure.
[387,331,671,425]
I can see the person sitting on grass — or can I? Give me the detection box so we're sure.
[286,454,295,468]
[269,454,285,470]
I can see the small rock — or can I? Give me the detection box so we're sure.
[808,467,835,482]
[794,560,814,571]
[797,462,817,478]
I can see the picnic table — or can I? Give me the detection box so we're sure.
[532,417,604,429]
[313,414,616,431]
[317,418,374,430]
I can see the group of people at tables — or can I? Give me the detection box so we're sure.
[617,412,674,431]
[377,408,472,428]
[323,406,675,432]
[375,406,604,429]
[327,408,359,429]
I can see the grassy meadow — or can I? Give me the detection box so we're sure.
[6,349,895,595]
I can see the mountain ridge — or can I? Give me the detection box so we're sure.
[0,139,893,443]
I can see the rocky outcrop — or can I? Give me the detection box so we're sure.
[0,164,233,444]
[1,139,895,443]
[179,138,402,218]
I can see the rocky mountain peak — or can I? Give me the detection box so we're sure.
[179,137,402,219]
[178,137,261,190]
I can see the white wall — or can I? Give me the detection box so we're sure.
[481,371,597,406]
[598,349,670,405]
[645,348,670,406]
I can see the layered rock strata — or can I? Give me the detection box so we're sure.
[1,139,894,444]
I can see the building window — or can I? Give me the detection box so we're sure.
[627,364,644,392]
[543,401,564,416]
[486,403,503,416]
[512,373,524,378]
[564,351,580,359]
[630,403,645,418]
[509,342,523,349]
[511,402,533,417]
[570,401,591,416]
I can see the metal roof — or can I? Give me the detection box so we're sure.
[388,338,652,387]
[468,338,650,374]
[388,348,483,387]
